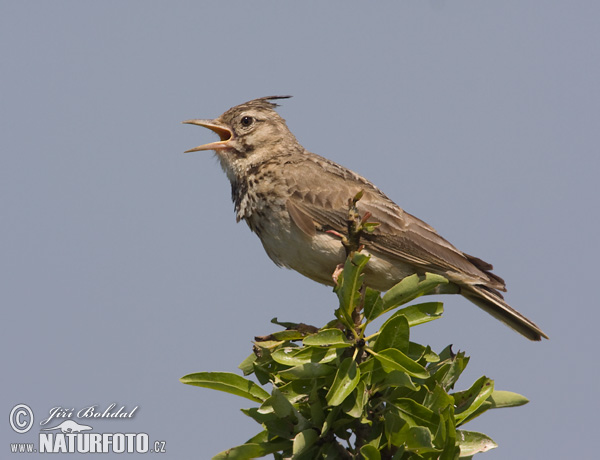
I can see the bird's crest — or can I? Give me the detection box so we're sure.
[239,95,292,110]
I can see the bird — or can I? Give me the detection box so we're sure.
[183,96,548,341]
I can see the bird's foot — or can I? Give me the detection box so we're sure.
[332,263,344,285]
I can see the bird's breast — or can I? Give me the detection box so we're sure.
[250,211,347,286]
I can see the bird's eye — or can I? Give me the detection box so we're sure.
[240,116,254,127]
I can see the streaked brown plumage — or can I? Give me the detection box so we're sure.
[183,96,548,341]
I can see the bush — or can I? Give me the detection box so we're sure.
[181,195,529,459]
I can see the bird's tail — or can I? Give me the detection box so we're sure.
[462,285,548,341]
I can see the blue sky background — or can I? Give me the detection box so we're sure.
[2,2,598,458]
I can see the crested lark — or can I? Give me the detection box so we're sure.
[183,96,547,341]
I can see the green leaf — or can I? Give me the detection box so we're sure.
[384,407,406,447]
[437,405,459,460]
[252,362,273,386]
[259,388,294,418]
[456,430,497,456]
[374,315,409,353]
[360,445,381,460]
[278,362,336,381]
[342,380,368,418]
[270,317,300,329]
[487,390,529,408]
[278,380,314,399]
[402,426,439,454]
[453,376,494,425]
[376,370,420,391]
[407,342,440,363]
[271,346,338,366]
[326,357,361,406]
[241,407,277,424]
[212,438,291,459]
[379,273,449,317]
[180,372,270,403]
[321,406,341,436]
[292,429,319,455]
[335,252,370,325]
[357,357,377,387]
[316,443,344,458]
[303,328,353,348]
[455,389,530,426]
[393,398,438,431]
[307,385,325,429]
[369,348,429,379]
[244,430,269,444]
[363,288,384,321]
[423,384,454,414]
[390,446,406,459]
[390,302,444,327]
[270,330,306,341]
[253,340,284,351]
[362,221,380,233]
[212,443,266,460]
[238,353,257,376]
[430,348,470,390]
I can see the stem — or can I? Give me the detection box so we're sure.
[342,192,364,257]
[364,331,381,342]
[354,420,369,457]
[332,439,353,459]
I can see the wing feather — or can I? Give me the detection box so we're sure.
[283,152,504,290]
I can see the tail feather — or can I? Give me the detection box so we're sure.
[462,285,548,341]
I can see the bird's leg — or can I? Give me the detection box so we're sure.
[325,229,348,285]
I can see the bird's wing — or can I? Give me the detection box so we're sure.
[283,153,505,290]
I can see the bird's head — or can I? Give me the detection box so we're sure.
[183,96,300,180]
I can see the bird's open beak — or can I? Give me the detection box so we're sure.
[182,119,233,153]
